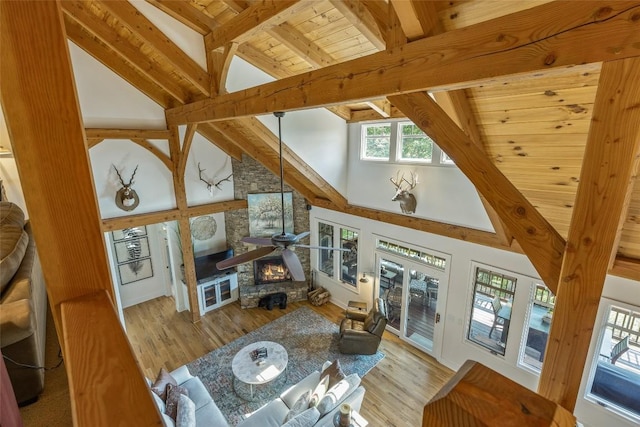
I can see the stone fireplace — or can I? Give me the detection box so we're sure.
[224,155,310,309]
[254,256,290,285]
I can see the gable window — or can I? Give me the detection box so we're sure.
[361,123,391,160]
[359,120,453,165]
[467,266,517,356]
[519,283,555,372]
[586,301,640,423]
[397,122,433,162]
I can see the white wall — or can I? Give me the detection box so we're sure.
[310,206,640,427]
[0,103,28,214]
[226,56,349,195]
[346,123,494,231]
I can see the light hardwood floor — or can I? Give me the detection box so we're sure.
[124,296,455,426]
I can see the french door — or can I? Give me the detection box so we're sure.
[375,252,448,358]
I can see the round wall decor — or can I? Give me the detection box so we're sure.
[191,216,217,240]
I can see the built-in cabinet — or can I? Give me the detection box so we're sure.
[197,272,238,315]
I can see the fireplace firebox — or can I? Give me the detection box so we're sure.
[254,256,291,285]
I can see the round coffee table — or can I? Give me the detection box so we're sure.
[231,341,288,401]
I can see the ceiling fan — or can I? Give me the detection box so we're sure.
[216,112,348,281]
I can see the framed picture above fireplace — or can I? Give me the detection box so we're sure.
[247,192,294,237]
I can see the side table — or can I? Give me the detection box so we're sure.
[333,410,368,427]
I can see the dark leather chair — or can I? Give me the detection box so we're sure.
[338,298,388,355]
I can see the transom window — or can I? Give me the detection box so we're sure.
[376,239,446,271]
[359,120,453,165]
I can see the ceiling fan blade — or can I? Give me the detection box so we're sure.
[216,246,276,270]
[282,248,305,281]
[296,244,350,251]
[241,236,273,246]
[294,231,310,242]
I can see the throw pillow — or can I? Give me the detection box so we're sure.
[320,360,345,388]
[283,390,311,423]
[165,384,190,421]
[281,407,321,427]
[176,394,196,427]
[309,375,329,408]
[151,368,178,402]
[316,373,360,416]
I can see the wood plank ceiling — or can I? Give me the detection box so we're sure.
[60,0,640,280]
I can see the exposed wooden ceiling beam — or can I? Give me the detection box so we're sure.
[205,0,305,52]
[539,56,640,410]
[166,2,640,125]
[99,0,210,96]
[330,0,386,50]
[390,91,565,292]
[84,128,171,140]
[270,22,334,68]
[64,15,175,108]
[196,124,244,161]
[313,199,508,250]
[62,1,192,103]
[144,0,216,35]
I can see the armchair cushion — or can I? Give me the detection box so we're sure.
[316,374,361,417]
[320,360,346,389]
[0,202,28,293]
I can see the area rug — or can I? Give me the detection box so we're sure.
[187,307,384,425]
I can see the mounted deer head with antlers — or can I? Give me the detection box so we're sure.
[198,162,232,196]
[390,171,418,214]
[113,165,140,211]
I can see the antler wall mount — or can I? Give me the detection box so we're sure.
[113,165,140,211]
[390,171,418,214]
[197,162,232,196]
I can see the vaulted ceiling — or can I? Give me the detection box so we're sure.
[60,0,640,285]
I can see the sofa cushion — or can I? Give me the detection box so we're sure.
[0,202,28,293]
[310,375,329,408]
[194,400,228,427]
[236,398,289,427]
[283,390,311,423]
[0,299,35,347]
[179,377,213,411]
[282,407,320,427]
[165,384,189,420]
[280,370,320,409]
[320,360,345,389]
[176,394,196,427]
[151,368,178,401]
[316,374,361,417]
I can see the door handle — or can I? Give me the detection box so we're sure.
[436,313,441,323]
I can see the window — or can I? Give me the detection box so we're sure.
[397,122,433,162]
[340,228,358,286]
[361,123,391,160]
[359,120,454,165]
[318,222,334,278]
[519,283,555,372]
[376,238,446,270]
[586,302,640,422]
[467,266,517,356]
[315,220,359,290]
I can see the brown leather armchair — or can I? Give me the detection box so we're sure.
[338,298,388,355]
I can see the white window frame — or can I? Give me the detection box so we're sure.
[313,219,360,293]
[359,119,454,166]
[517,282,555,374]
[396,121,434,163]
[361,122,392,161]
[582,298,640,425]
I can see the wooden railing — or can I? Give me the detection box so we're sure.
[61,291,162,426]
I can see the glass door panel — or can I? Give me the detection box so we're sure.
[406,269,438,352]
[377,257,404,332]
[219,279,232,303]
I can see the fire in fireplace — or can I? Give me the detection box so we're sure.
[254,256,291,285]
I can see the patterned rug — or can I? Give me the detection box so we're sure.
[187,307,384,426]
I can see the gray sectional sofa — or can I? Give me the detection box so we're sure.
[150,362,365,427]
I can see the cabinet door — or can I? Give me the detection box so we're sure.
[203,284,218,308]
[219,279,232,302]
